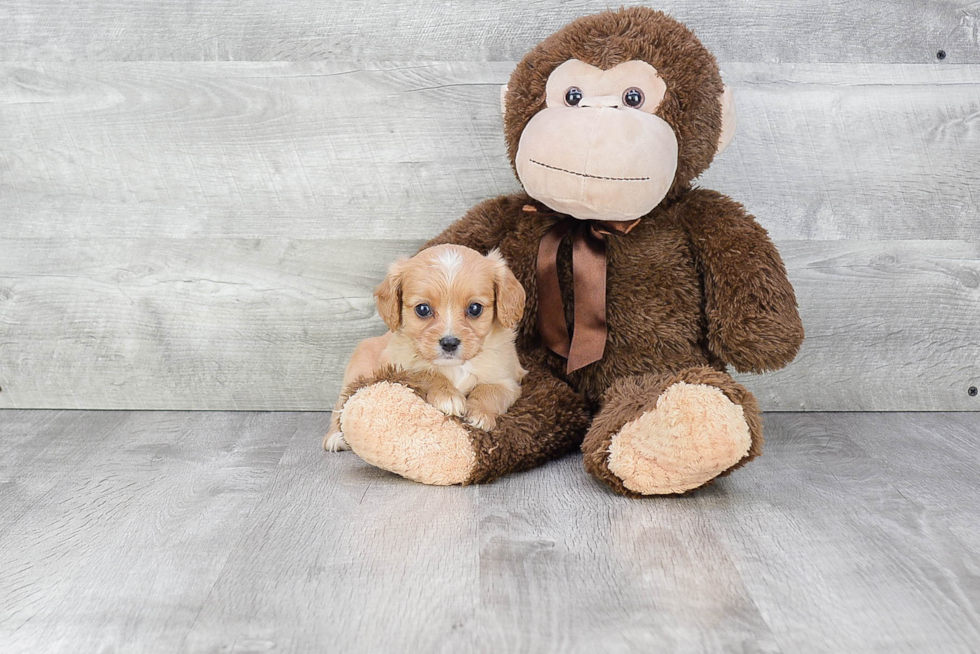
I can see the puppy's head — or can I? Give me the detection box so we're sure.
[374,244,525,365]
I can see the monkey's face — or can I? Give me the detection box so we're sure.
[515,59,679,222]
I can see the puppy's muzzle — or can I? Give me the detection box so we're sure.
[439,336,461,355]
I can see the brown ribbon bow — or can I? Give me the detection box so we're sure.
[529,204,640,373]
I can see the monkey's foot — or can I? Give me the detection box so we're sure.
[340,381,476,486]
[583,369,760,496]
[607,382,751,495]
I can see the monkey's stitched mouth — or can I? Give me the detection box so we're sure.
[530,159,650,182]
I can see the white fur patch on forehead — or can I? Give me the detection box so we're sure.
[434,247,464,283]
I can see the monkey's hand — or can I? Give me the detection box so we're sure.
[681,190,804,373]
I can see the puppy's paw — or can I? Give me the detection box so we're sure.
[427,389,466,418]
[464,409,498,432]
[323,431,350,452]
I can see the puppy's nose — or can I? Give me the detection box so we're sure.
[439,336,461,353]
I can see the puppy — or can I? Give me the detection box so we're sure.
[323,244,527,452]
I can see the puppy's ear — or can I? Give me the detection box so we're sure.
[487,249,525,329]
[717,85,737,155]
[374,257,408,331]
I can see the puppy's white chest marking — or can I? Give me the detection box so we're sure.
[439,362,479,395]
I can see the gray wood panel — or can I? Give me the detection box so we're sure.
[708,413,980,652]
[814,413,980,543]
[0,411,131,536]
[0,411,299,653]
[0,237,404,410]
[2,62,978,242]
[180,414,480,653]
[1,0,977,63]
[2,410,979,652]
[738,239,980,411]
[1,238,977,411]
[475,460,782,652]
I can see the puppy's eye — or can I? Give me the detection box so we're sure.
[623,87,644,108]
[414,303,432,318]
[564,87,583,107]
[466,302,483,317]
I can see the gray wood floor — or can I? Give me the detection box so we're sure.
[1,411,979,653]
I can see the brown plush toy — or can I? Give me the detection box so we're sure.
[339,7,804,496]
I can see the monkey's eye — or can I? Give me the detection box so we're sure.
[415,303,432,318]
[623,88,645,108]
[564,87,583,107]
[466,302,484,318]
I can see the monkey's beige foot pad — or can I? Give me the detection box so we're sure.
[340,381,476,486]
[607,382,751,495]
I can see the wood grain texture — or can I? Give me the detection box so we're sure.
[2,62,979,241]
[813,413,980,546]
[0,238,977,411]
[179,413,480,653]
[738,239,980,411]
[0,411,298,653]
[1,0,978,63]
[710,413,980,652]
[0,410,129,535]
[1,410,979,652]
[475,459,782,652]
[0,237,406,410]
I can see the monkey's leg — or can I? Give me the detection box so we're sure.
[339,362,591,486]
[582,366,762,497]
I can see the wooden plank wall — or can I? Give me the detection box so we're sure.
[1,1,978,411]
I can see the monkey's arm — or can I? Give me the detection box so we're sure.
[681,190,804,373]
[337,358,591,486]
[422,195,525,253]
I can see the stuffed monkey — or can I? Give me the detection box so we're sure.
[338,8,804,496]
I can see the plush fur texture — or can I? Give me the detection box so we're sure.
[607,382,751,495]
[503,7,726,200]
[341,362,590,485]
[427,190,802,405]
[581,366,763,497]
[340,374,476,486]
[514,58,680,221]
[338,8,803,495]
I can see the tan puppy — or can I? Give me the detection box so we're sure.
[324,244,527,452]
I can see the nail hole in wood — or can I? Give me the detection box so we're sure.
[937,50,947,60]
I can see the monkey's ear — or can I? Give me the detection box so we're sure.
[500,83,509,116]
[717,85,737,155]
[374,258,408,331]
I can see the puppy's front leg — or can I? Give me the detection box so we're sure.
[464,383,521,432]
[323,412,350,452]
[322,334,391,453]
[425,374,467,418]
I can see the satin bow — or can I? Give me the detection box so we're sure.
[530,204,640,373]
